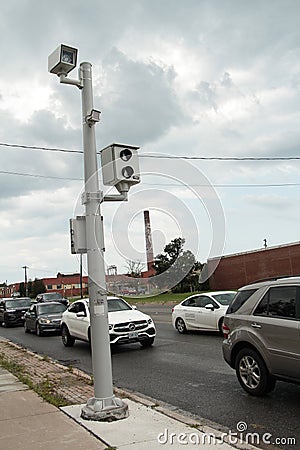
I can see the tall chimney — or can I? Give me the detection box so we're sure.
[144,210,154,271]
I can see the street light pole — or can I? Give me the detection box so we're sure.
[48,47,128,421]
[22,266,28,296]
[79,62,128,420]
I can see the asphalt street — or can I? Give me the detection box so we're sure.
[0,303,299,450]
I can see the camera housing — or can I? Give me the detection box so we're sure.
[101,143,140,191]
[48,44,78,76]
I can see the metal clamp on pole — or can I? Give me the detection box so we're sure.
[81,191,103,205]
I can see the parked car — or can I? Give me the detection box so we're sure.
[35,292,68,307]
[24,301,67,336]
[60,296,156,348]
[0,297,31,327]
[172,291,236,334]
[222,276,300,396]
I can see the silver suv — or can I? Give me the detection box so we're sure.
[222,276,300,396]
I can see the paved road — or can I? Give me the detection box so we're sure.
[0,304,299,449]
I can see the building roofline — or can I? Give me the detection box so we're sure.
[208,240,300,262]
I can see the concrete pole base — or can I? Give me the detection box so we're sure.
[81,395,129,422]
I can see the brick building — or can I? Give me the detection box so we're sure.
[4,271,152,299]
[208,241,300,291]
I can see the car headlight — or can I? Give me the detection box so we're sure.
[109,324,113,331]
[7,309,16,313]
[39,318,51,324]
[147,318,153,324]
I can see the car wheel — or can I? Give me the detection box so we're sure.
[36,323,43,337]
[24,321,30,333]
[3,316,9,327]
[235,348,273,396]
[61,325,75,347]
[140,337,155,348]
[176,317,187,334]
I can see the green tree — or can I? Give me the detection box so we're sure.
[19,282,26,296]
[31,278,46,298]
[153,237,202,293]
[27,280,33,297]
[153,237,185,276]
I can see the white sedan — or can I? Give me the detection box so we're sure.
[60,296,156,348]
[172,291,236,334]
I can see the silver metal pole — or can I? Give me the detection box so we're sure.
[79,62,128,421]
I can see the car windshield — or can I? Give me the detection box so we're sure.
[108,298,132,312]
[212,292,236,305]
[44,293,63,299]
[6,299,31,308]
[37,304,66,315]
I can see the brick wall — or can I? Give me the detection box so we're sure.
[208,242,300,290]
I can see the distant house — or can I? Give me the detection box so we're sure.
[4,271,153,299]
[42,273,89,298]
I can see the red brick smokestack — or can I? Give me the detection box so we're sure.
[144,210,154,272]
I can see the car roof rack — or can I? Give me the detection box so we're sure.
[248,274,300,285]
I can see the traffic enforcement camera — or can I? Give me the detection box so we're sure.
[101,143,141,193]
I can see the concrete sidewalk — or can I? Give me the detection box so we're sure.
[0,338,260,450]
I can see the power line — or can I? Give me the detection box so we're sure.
[0,170,81,181]
[1,169,300,187]
[139,155,300,161]
[0,142,82,154]
[143,182,300,188]
[1,141,300,161]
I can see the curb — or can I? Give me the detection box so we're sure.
[0,337,266,450]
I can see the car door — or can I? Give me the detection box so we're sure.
[180,297,198,329]
[253,285,300,378]
[66,301,89,339]
[26,304,37,331]
[0,301,4,322]
[194,296,219,330]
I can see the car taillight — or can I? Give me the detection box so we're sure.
[222,323,230,339]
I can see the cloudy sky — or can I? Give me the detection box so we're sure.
[1,0,300,285]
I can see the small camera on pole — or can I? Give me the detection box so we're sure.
[101,143,141,194]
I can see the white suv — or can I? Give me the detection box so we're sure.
[60,297,156,348]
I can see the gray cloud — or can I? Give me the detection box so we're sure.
[0,0,300,282]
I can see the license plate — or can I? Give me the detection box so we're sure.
[128,331,138,338]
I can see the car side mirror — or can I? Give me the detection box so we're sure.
[205,304,215,311]
[131,305,137,310]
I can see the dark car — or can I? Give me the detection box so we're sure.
[35,292,68,307]
[0,297,31,327]
[24,301,67,336]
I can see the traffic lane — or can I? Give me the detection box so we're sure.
[1,320,299,449]
[111,324,300,449]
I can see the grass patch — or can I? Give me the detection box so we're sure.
[0,355,69,407]
[125,292,202,304]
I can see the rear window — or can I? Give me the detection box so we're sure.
[226,289,258,314]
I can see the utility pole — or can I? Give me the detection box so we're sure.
[80,254,83,299]
[48,45,129,421]
[22,266,28,296]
